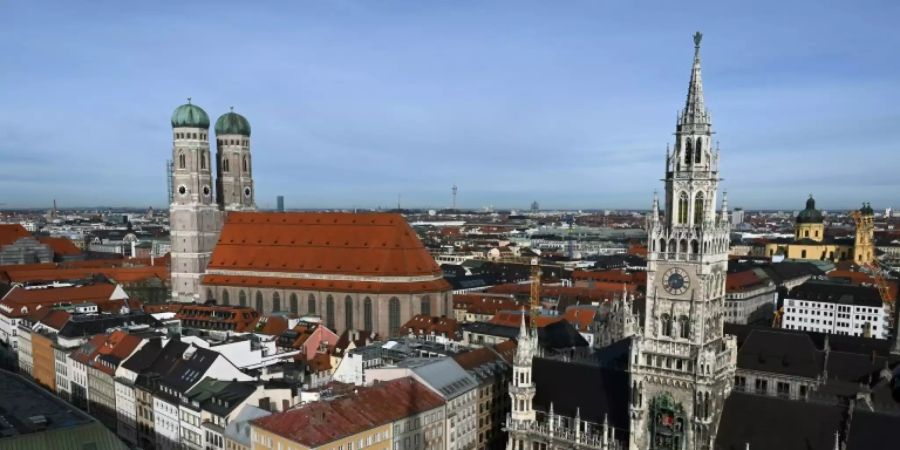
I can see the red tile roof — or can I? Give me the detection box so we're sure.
[399,314,461,339]
[0,283,121,317]
[563,306,599,330]
[253,377,445,447]
[1,266,168,284]
[453,294,523,316]
[0,224,31,246]
[488,311,562,328]
[726,270,768,293]
[208,212,442,277]
[144,303,260,332]
[452,346,504,370]
[37,237,82,256]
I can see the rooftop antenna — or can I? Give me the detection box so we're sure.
[452,184,458,209]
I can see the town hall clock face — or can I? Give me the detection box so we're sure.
[662,268,690,295]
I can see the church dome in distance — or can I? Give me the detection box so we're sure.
[171,100,210,129]
[859,202,874,216]
[215,109,251,137]
[796,195,824,224]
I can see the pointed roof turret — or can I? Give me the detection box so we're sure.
[681,32,710,126]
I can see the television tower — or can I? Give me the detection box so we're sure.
[452,184,458,209]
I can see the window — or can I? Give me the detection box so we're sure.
[272,292,281,312]
[694,192,704,224]
[308,294,316,314]
[256,292,264,312]
[661,314,673,337]
[326,296,335,330]
[679,315,690,338]
[389,297,401,336]
[239,291,247,307]
[200,152,206,169]
[684,139,693,165]
[776,382,790,397]
[243,156,248,172]
[224,158,230,172]
[364,297,373,331]
[345,295,354,330]
[678,192,689,224]
[178,153,186,169]
[755,378,768,394]
[222,290,230,305]
[421,296,431,316]
[695,137,702,163]
[290,293,299,314]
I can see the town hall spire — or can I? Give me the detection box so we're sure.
[682,31,709,126]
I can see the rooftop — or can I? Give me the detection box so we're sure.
[252,377,444,447]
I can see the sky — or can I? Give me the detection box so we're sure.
[1,1,899,211]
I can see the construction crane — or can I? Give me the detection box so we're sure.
[529,257,541,329]
[851,210,896,331]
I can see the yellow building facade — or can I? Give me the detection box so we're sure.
[763,197,875,264]
[251,422,392,450]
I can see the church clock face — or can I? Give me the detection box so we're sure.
[663,268,690,295]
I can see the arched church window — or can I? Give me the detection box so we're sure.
[222,290,230,306]
[239,290,247,306]
[691,240,699,254]
[224,159,230,173]
[255,292,264,313]
[678,192,689,224]
[206,288,213,302]
[679,239,688,254]
[290,293,298,314]
[200,153,206,170]
[272,292,281,312]
[389,297,401,336]
[695,137,703,163]
[685,139,693,166]
[308,294,316,314]
[659,239,666,253]
[344,295,354,330]
[325,295,335,330]
[420,296,431,316]
[178,153,186,169]
[694,192,704,224]
[242,156,248,172]
[364,297,373,331]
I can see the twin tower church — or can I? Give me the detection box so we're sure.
[167,104,453,339]
[170,32,738,448]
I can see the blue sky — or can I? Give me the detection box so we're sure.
[1,1,899,211]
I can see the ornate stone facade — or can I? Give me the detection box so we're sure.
[629,32,737,450]
[504,33,737,450]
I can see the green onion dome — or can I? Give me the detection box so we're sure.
[796,195,824,224]
[859,202,874,216]
[171,101,210,129]
[214,110,251,137]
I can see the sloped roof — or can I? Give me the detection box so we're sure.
[208,212,442,278]
[252,377,444,447]
[736,328,822,378]
[532,358,629,430]
[716,392,843,450]
[0,224,31,246]
[37,236,82,256]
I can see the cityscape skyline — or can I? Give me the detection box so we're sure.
[2,1,899,210]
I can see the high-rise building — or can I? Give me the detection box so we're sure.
[276,195,284,212]
[730,207,744,225]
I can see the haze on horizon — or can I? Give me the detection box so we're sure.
[1,1,898,211]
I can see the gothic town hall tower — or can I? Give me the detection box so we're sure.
[627,33,737,450]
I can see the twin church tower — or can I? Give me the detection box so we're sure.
[169,102,256,302]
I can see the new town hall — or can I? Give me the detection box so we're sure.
[168,105,451,338]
